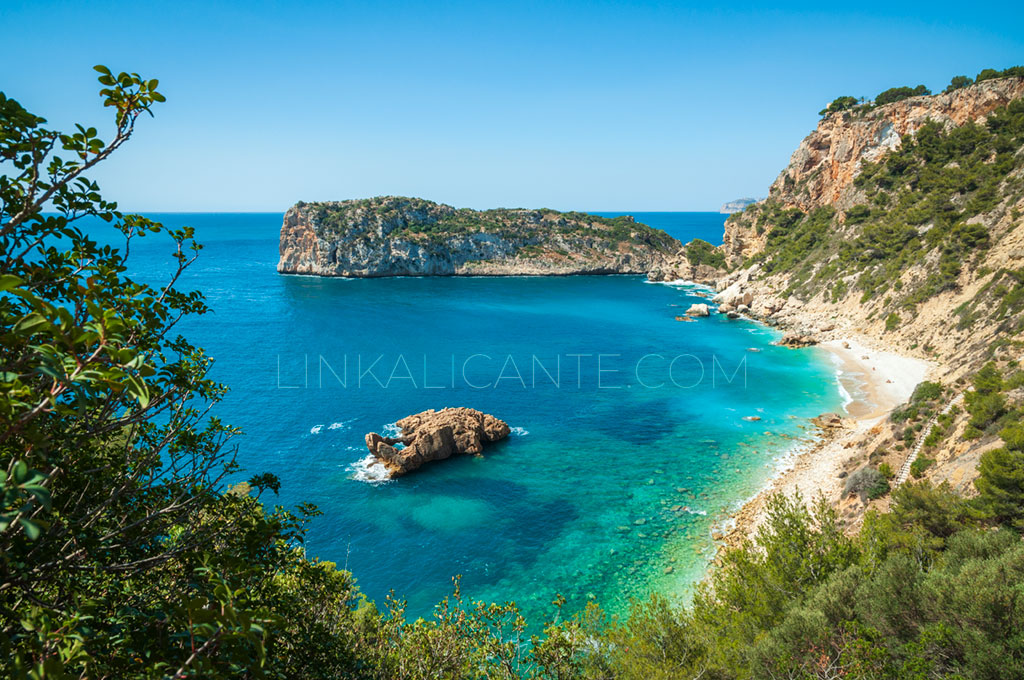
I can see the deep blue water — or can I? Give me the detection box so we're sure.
[595,211,728,245]
[87,212,841,623]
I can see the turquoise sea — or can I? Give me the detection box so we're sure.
[97,211,844,623]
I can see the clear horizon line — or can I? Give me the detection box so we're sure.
[115,208,729,214]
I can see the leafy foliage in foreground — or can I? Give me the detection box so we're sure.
[543,487,1024,680]
[5,68,1024,680]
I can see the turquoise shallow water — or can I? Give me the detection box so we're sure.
[94,212,843,623]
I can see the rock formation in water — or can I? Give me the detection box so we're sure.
[277,197,679,277]
[364,407,511,477]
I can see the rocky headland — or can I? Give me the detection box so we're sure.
[666,76,1024,547]
[364,407,511,478]
[277,197,679,277]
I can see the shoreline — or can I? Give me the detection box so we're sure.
[716,335,934,552]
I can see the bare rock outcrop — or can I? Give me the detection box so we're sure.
[648,252,724,285]
[777,333,818,348]
[364,408,511,477]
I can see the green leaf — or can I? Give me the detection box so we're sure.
[125,374,150,408]
[0,274,22,291]
[13,312,49,335]
[19,518,42,540]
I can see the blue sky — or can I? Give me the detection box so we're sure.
[2,1,1022,211]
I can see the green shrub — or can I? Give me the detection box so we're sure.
[875,84,930,106]
[845,204,872,224]
[966,384,1008,433]
[1002,422,1024,452]
[819,95,860,116]
[885,312,901,331]
[911,381,943,403]
[945,75,974,93]
[974,361,1004,394]
[976,65,1024,83]
[878,462,895,479]
[974,446,1024,528]
[685,238,726,269]
[846,466,890,500]
[911,456,936,478]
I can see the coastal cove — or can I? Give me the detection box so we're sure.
[99,212,855,623]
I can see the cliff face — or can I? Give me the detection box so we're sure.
[722,77,1024,266]
[771,77,1024,213]
[710,77,1024,377]
[278,197,679,277]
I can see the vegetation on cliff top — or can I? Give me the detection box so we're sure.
[819,66,1023,118]
[304,196,679,252]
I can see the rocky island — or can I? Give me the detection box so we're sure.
[277,196,679,277]
[364,407,511,477]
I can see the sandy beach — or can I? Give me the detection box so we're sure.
[718,335,934,550]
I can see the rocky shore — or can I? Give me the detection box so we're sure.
[666,79,1024,556]
[716,337,933,554]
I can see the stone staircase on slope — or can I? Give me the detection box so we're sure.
[895,392,965,486]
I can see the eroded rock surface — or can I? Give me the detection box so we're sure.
[364,408,511,477]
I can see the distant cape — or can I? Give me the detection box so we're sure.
[719,198,760,214]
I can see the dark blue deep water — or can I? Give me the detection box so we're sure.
[595,211,729,245]
[90,212,842,622]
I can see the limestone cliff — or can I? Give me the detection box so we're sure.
[709,76,1024,375]
[721,76,1024,267]
[277,197,678,277]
